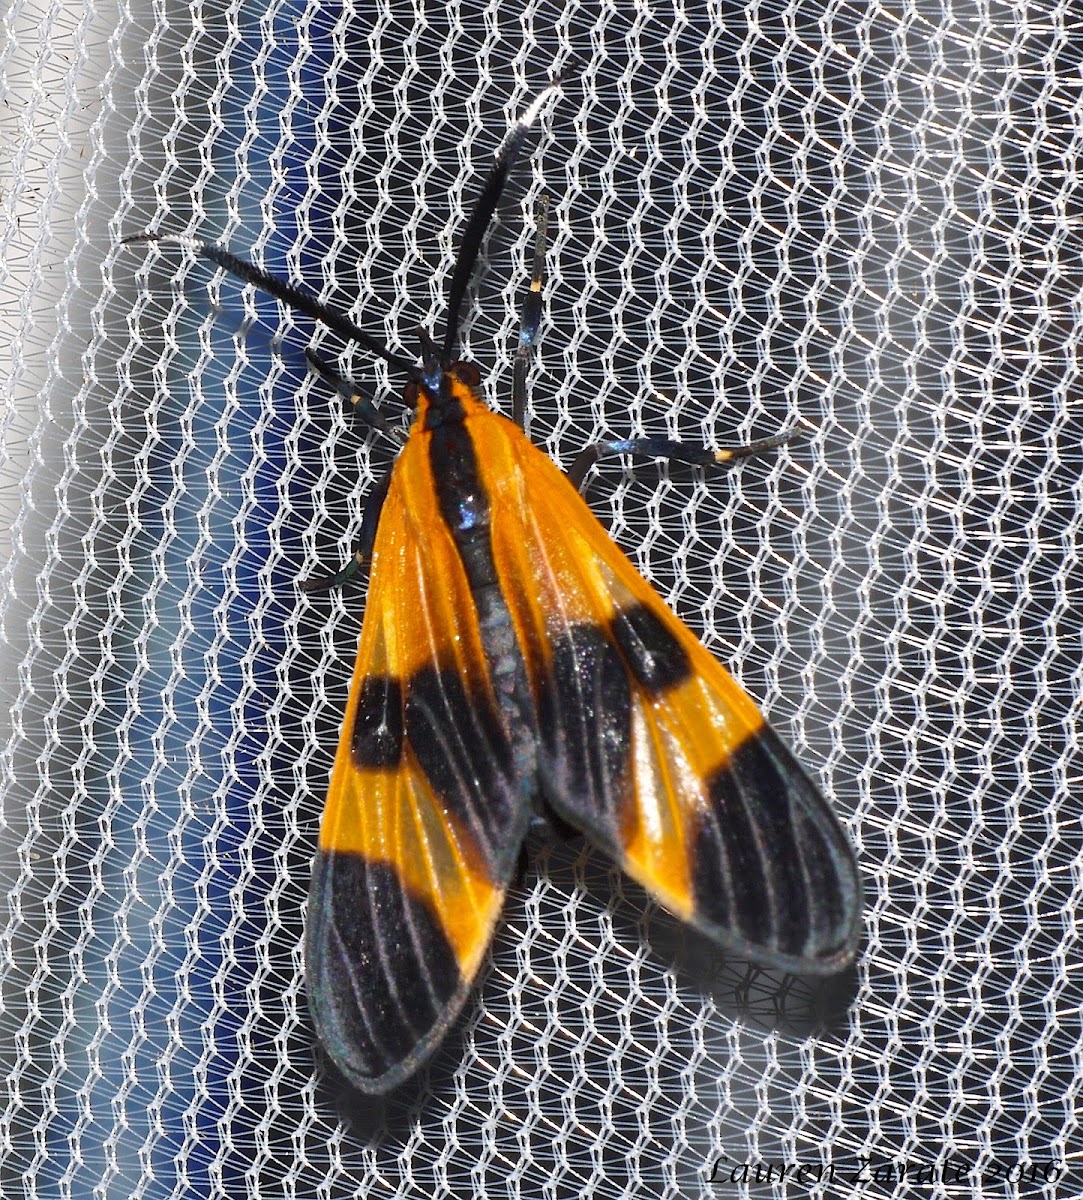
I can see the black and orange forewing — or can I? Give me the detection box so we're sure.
[307,377,862,1093]
[475,404,861,972]
[306,387,532,1091]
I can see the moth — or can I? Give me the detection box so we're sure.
[127,77,861,1093]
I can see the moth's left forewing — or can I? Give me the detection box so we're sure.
[479,414,862,975]
[308,437,528,1093]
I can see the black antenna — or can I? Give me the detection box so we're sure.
[121,233,417,375]
[440,78,564,362]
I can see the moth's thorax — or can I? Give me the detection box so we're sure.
[409,367,486,433]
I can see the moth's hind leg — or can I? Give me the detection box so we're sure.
[567,428,801,492]
[305,349,406,440]
[513,804,581,888]
[299,467,394,594]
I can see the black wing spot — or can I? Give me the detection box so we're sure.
[696,757,777,949]
[306,852,461,1088]
[406,665,521,873]
[694,730,856,964]
[610,603,692,694]
[538,621,631,833]
[351,675,404,768]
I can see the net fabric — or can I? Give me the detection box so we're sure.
[1,0,1079,1196]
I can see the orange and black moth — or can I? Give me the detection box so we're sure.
[126,79,861,1093]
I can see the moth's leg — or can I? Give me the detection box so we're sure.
[566,429,799,493]
[512,196,549,428]
[299,466,394,594]
[305,349,405,441]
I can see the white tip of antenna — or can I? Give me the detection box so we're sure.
[121,231,207,254]
[519,78,563,130]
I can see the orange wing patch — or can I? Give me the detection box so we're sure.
[350,432,488,683]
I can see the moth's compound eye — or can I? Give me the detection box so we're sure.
[452,361,481,389]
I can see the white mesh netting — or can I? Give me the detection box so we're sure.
[1,0,1080,1196]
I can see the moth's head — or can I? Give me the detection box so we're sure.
[402,346,481,414]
